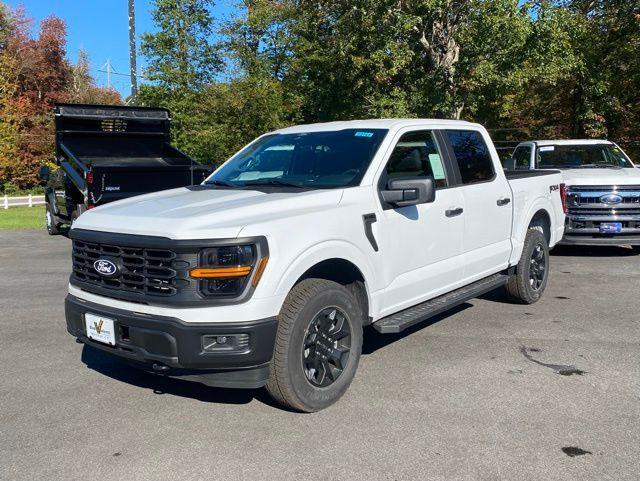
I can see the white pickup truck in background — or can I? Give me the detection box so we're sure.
[66,119,565,412]
[508,139,640,248]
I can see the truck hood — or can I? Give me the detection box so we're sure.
[72,186,343,239]
[559,168,640,186]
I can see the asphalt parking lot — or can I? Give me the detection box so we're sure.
[1,229,639,481]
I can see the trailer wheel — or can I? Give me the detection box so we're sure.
[265,278,363,412]
[45,203,61,235]
[506,228,549,304]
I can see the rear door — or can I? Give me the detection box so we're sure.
[441,129,512,283]
[376,128,466,316]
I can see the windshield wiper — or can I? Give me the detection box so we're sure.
[241,179,308,189]
[204,179,239,187]
[577,164,621,169]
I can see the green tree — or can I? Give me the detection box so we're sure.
[140,0,221,90]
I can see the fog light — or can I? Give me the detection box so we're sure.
[202,334,250,352]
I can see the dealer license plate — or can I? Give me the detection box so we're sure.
[85,313,116,346]
[599,222,622,234]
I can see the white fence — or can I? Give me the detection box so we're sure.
[3,195,46,209]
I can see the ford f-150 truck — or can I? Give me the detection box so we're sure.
[65,119,565,412]
[508,140,640,248]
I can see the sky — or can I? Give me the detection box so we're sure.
[5,0,237,97]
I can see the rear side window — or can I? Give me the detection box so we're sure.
[446,130,495,184]
[512,146,532,170]
[385,130,447,188]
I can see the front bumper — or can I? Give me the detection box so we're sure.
[560,234,640,246]
[561,213,640,246]
[65,294,278,388]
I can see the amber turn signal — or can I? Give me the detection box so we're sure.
[190,266,252,278]
[251,256,269,287]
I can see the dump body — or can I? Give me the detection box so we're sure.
[43,103,211,233]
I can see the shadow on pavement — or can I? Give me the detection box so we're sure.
[81,303,475,407]
[551,244,638,258]
[362,303,472,355]
[80,344,285,409]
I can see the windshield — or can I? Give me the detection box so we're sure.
[205,129,388,189]
[536,144,633,169]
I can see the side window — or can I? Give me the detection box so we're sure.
[385,130,447,188]
[446,130,495,184]
[513,146,532,170]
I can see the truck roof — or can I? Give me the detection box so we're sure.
[274,118,480,134]
[527,139,613,146]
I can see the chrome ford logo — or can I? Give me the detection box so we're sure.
[600,194,623,205]
[93,259,118,276]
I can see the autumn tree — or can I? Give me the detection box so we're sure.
[0,3,121,190]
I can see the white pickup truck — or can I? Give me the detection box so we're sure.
[66,119,565,411]
[509,140,640,248]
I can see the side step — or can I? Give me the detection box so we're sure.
[373,273,509,334]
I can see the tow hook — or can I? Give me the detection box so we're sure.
[152,363,170,373]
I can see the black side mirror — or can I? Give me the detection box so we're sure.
[381,177,436,207]
[503,157,516,170]
[38,166,51,182]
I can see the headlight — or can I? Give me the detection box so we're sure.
[190,244,268,297]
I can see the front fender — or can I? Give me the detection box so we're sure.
[272,239,380,314]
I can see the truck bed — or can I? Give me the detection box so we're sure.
[504,169,560,180]
[507,169,565,265]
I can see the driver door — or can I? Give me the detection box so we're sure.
[375,129,465,318]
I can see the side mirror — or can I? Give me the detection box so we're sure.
[381,177,436,208]
[502,157,516,170]
[38,166,51,182]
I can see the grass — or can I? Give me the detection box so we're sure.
[0,206,46,230]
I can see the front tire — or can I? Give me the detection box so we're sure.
[266,278,363,412]
[506,228,549,304]
[45,203,61,235]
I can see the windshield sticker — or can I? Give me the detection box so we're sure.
[428,154,446,180]
[539,146,555,152]
[354,131,374,138]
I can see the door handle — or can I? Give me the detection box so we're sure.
[497,197,511,206]
[445,207,463,217]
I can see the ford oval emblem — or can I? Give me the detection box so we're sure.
[600,194,623,205]
[93,259,118,276]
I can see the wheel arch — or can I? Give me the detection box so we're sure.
[510,197,556,266]
[273,243,376,322]
[528,208,552,246]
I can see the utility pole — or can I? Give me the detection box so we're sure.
[101,59,112,89]
[128,0,138,103]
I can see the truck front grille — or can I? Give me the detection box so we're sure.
[72,240,184,298]
[567,185,640,210]
[566,185,640,235]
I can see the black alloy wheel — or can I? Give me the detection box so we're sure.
[302,307,352,387]
[529,242,546,291]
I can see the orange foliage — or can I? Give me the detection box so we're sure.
[0,5,122,189]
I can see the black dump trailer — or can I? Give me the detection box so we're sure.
[39,103,212,235]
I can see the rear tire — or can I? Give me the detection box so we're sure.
[45,203,61,235]
[266,278,363,412]
[506,228,549,304]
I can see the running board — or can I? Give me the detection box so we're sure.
[373,273,509,334]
